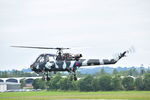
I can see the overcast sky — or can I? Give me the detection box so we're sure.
[0,0,150,70]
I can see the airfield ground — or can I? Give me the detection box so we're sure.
[0,91,150,100]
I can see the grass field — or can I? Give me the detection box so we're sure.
[0,91,150,100]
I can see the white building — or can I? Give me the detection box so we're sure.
[0,82,7,92]
[0,77,42,92]
[0,82,20,92]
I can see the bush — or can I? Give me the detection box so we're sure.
[78,75,94,91]
[98,75,112,91]
[122,76,134,90]
[135,77,144,90]
[143,73,150,90]
[32,78,46,89]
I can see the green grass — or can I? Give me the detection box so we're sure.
[0,91,150,100]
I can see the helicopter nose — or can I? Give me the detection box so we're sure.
[30,64,38,72]
[30,65,34,70]
[30,64,36,71]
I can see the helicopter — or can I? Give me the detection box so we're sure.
[11,46,131,81]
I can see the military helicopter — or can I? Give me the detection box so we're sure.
[11,46,131,81]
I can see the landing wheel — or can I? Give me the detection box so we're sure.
[46,72,51,81]
[46,77,51,81]
[74,74,77,81]
[74,77,77,81]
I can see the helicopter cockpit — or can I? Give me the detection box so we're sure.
[36,54,45,63]
[35,54,56,63]
[31,54,56,72]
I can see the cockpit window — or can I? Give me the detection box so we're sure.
[35,54,55,64]
[36,55,44,63]
[45,55,55,62]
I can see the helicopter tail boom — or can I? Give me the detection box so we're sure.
[79,51,127,66]
[79,59,117,66]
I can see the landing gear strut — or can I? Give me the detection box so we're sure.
[69,71,77,81]
[42,72,51,81]
[74,74,77,81]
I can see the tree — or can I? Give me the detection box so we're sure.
[32,79,39,89]
[100,68,106,75]
[127,68,139,77]
[47,74,62,90]
[112,69,118,75]
[140,69,145,75]
[2,71,8,78]
[143,73,150,90]
[128,69,133,76]
[59,78,68,90]
[92,78,99,91]
[59,77,75,90]
[132,68,139,77]
[98,75,112,91]
[111,75,122,90]
[71,80,78,90]
[135,77,144,90]
[78,75,94,91]
[122,76,134,90]
[20,79,26,89]
[32,78,46,89]
[147,67,150,73]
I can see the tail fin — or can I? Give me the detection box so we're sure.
[115,46,135,61]
[117,51,127,60]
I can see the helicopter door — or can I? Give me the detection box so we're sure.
[45,55,55,70]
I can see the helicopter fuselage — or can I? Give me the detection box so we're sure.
[30,53,118,74]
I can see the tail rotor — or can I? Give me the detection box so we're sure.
[114,46,135,61]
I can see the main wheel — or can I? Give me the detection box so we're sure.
[74,77,77,81]
[46,77,51,81]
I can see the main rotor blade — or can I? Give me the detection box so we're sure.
[11,46,70,50]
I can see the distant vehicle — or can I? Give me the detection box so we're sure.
[11,46,132,81]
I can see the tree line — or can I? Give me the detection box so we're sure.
[0,67,149,78]
[0,70,38,78]
[32,73,150,91]
[1,67,150,91]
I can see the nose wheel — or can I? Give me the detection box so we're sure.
[46,77,51,81]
